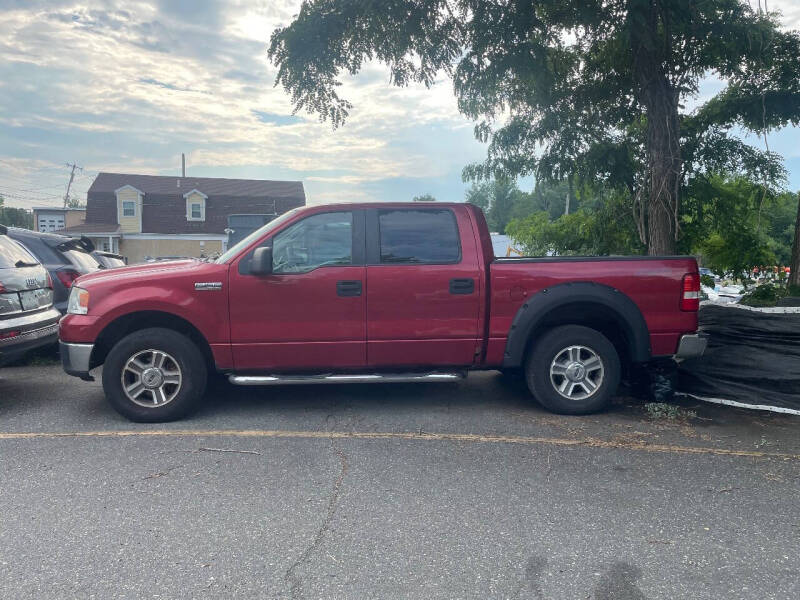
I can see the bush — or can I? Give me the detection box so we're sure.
[700,274,715,288]
[739,283,788,307]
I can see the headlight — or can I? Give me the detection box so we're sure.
[67,286,90,315]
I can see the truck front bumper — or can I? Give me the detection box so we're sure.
[60,341,95,380]
[674,334,707,359]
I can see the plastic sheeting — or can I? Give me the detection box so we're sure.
[678,303,800,414]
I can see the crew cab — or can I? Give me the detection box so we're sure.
[59,203,705,422]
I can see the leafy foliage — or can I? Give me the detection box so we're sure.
[268,0,800,254]
[411,193,437,202]
[505,187,645,256]
[679,174,796,275]
[739,282,789,307]
[464,178,528,233]
[0,195,33,229]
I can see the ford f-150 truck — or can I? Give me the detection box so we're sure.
[59,203,706,422]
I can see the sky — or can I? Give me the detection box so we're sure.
[0,0,799,210]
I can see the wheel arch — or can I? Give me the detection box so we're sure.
[502,282,651,369]
[90,310,215,371]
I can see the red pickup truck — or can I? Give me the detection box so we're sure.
[59,202,705,422]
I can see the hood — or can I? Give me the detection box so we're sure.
[74,259,214,288]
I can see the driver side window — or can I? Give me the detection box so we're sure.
[271,211,353,274]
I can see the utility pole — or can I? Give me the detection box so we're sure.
[63,162,82,208]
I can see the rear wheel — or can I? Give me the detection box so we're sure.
[525,325,620,415]
[102,328,207,422]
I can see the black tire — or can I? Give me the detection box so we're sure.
[102,327,207,422]
[525,325,621,415]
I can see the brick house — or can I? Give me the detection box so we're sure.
[61,172,306,263]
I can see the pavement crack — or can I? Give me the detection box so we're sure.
[283,436,348,600]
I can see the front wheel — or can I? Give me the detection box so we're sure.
[525,325,621,415]
[102,328,207,422]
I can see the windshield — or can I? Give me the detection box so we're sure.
[215,208,301,264]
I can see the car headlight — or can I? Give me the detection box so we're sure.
[67,286,90,315]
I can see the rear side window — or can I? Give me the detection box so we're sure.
[60,246,101,271]
[378,209,460,264]
[0,236,37,269]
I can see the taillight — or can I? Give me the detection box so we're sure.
[0,330,21,340]
[0,282,5,293]
[681,273,700,311]
[45,272,53,289]
[56,269,80,288]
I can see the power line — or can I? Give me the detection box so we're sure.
[0,185,63,199]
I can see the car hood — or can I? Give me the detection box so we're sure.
[74,259,219,288]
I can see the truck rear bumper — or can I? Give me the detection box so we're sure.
[674,334,707,359]
[60,341,94,380]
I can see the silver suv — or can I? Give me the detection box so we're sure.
[0,225,61,366]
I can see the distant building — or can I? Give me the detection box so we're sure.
[32,207,87,233]
[60,172,306,263]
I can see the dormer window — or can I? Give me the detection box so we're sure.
[115,184,144,231]
[183,189,207,222]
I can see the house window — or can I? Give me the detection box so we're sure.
[185,191,206,222]
[122,201,136,217]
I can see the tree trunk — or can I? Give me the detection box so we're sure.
[643,77,680,256]
[790,192,800,288]
[630,1,681,256]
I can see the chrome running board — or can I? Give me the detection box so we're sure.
[228,371,466,386]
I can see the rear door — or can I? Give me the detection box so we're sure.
[365,207,482,367]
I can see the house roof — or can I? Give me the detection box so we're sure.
[89,172,305,199]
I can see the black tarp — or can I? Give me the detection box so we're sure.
[678,303,800,412]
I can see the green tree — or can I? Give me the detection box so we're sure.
[506,187,645,256]
[679,174,790,277]
[791,193,800,290]
[0,196,34,229]
[268,1,800,255]
[465,178,525,233]
[411,193,436,202]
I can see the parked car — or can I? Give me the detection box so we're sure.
[6,228,101,313]
[92,251,127,269]
[59,202,706,422]
[0,225,61,366]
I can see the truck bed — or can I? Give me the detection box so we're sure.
[485,255,699,366]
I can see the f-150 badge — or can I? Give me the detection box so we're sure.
[194,282,222,291]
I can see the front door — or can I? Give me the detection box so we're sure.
[228,209,366,371]
[365,207,482,367]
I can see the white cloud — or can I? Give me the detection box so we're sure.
[1,1,799,208]
[0,0,481,209]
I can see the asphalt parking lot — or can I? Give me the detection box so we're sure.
[0,364,798,599]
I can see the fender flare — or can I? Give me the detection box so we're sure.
[502,281,652,367]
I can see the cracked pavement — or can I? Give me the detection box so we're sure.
[0,365,798,599]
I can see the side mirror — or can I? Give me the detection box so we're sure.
[250,246,273,275]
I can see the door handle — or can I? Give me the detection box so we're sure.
[336,280,362,297]
[449,278,474,295]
